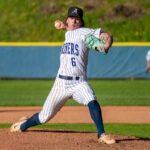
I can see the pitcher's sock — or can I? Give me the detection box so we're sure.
[21,113,41,131]
[88,100,105,138]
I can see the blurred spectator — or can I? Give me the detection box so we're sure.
[145,50,150,73]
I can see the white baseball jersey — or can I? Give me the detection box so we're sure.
[58,27,103,77]
[39,27,103,123]
[146,50,150,61]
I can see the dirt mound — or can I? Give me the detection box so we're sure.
[0,129,150,150]
[0,107,150,149]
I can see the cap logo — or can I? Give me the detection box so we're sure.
[72,8,78,14]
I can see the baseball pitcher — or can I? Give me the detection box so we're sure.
[10,6,115,144]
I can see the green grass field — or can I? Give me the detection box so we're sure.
[0,79,150,106]
[0,79,150,139]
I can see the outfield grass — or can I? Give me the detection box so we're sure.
[1,79,149,139]
[0,79,150,106]
[1,123,150,139]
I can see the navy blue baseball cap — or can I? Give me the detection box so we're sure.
[67,7,83,19]
[67,6,84,26]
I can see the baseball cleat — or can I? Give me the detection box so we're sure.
[98,133,116,144]
[10,116,28,132]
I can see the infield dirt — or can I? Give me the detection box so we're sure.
[0,106,150,150]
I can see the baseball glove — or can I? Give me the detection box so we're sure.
[85,34,107,54]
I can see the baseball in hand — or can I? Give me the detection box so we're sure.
[55,22,61,28]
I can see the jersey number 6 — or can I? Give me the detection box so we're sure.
[71,57,76,67]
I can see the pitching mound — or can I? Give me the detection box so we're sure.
[0,129,150,150]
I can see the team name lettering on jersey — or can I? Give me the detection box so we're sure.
[61,43,79,56]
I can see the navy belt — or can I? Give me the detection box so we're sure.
[59,75,80,80]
